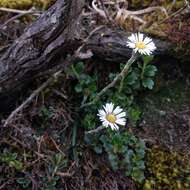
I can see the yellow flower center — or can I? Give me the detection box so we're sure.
[135,41,146,49]
[106,114,116,123]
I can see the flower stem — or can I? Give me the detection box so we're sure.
[119,58,134,92]
[80,51,137,108]
[140,60,147,80]
[85,126,105,134]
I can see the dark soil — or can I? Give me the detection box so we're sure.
[135,59,190,153]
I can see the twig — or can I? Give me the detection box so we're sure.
[24,172,38,190]
[115,6,167,25]
[2,71,62,128]
[75,25,104,58]
[115,8,146,27]
[80,51,137,108]
[123,6,168,16]
[56,171,73,177]
[98,0,112,22]
[56,161,76,177]
[52,89,68,99]
[92,0,107,19]
[0,7,41,14]
[118,6,168,18]
[48,136,65,155]
[159,3,189,24]
[0,8,42,30]
[85,126,105,134]
[0,182,8,190]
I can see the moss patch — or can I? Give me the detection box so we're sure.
[144,147,190,190]
[0,0,55,9]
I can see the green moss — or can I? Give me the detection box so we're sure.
[130,0,153,8]
[130,0,185,9]
[0,0,55,9]
[171,43,190,62]
[144,148,190,190]
[0,0,33,8]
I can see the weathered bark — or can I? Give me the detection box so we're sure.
[85,27,172,62]
[0,0,84,99]
[0,0,173,105]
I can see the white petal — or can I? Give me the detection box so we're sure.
[147,41,155,47]
[116,118,126,126]
[138,33,144,41]
[143,50,149,55]
[113,106,123,115]
[99,117,106,122]
[127,42,135,48]
[138,49,144,54]
[144,37,152,45]
[134,34,139,42]
[113,124,119,130]
[142,48,151,55]
[147,43,156,50]
[128,34,136,43]
[106,103,114,113]
[103,103,110,113]
[109,123,116,130]
[103,121,109,127]
[143,49,149,55]
[98,109,106,117]
[134,48,138,53]
[116,111,126,118]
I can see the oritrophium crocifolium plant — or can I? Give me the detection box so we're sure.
[97,103,126,130]
[81,33,156,109]
[84,33,156,133]
[127,33,156,55]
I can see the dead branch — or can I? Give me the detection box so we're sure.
[3,70,62,127]
[0,0,85,102]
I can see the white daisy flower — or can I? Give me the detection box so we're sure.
[97,103,126,130]
[127,33,156,55]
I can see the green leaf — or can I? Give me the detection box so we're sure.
[82,114,96,130]
[74,84,83,93]
[80,74,92,85]
[128,107,141,126]
[108,153,118,170]
[75,62,85,74]
[142,55,154,64]
[142,78,154,89]
[131,168,145,183]
[16,177,31,188]
[94,145,103,154]
[109,73,117,80]
[120,63,125,70]
[144,65,157,77]
[125,165,133,176]
[88,83,97,93]
[125,87,132,94]
[126,72,138,85]
[9,160,23,171]
[136,160,145,170]
[132,80,141,90]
